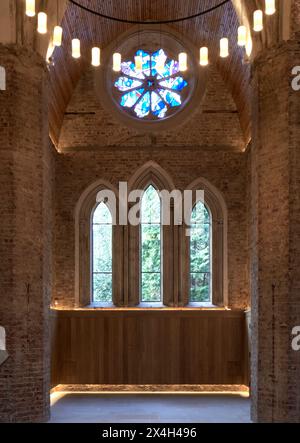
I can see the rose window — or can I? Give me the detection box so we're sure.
[114,49,188,120]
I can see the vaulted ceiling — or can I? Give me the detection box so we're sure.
[1,1,296,147]
[48,0,253,146]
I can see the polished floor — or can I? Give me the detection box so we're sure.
[49,393,251,423]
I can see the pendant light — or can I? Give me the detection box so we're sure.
[26,0,35,17]
[238,25,247,47]
[37,12,47,34]
[179,52,188,72]
[113,53,122,72]
[53,26,62,47]
[72,38,81,59]
[265,0,276,15]
[92,47,101,67]
[53,1,62,47]
[253,10,263,32]
[200,47,209,66]
[220,38,229,58]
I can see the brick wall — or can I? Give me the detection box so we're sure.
[250,41,300,423]
[54,64,249,310]
[59,65,245,151]
[0,45,54,423]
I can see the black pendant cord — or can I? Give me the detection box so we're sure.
[68,0,231,25]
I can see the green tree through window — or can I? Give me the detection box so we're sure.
[140,185,162,302]
[190,202,211,303]
[92,202,113,303]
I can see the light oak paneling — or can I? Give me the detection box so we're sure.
[51,309,248,386]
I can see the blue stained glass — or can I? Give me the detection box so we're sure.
[158,59,180,79]
[114,77,143,92]
[159,77,188,91]
[151,49,168,76]
[134,92,151,118]
[151,92,168,119]
[159,89,182,107]
[121,89,144,108]
[121,61,145,79]
[114,49,188,119]
[136,50,151,76]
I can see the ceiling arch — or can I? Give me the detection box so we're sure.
[1,1,295,147]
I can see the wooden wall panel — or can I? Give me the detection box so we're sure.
[51,309,248,386]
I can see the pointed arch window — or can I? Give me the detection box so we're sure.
[190,201,212,303]
[92,202,113,303]
[140,185,162,303]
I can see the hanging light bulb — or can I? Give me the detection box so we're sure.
[135,54,143,72]
[72,39,81,59]
[265,0,276,15]
[113,53,122,72]
[199,47,209,66]
[26,0,35,17]
[37,12,47,34]
[179,52,188,72]
[91,47,101,67]
[220,38,229,58]
[238,25,247,47]
[253,10,263,32]
[53,26,63,47]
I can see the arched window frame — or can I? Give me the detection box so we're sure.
[74,168,227,309]
[91,201,113,305]
[189,200,213,306]
[139,184,163,305]
[75,180,123,307]
[183,178,228,307]
[127,161,176,307]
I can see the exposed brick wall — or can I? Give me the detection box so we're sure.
[250,41,300,423]
[0,45,54,423]
[53,150,249,309]
[59,65,245,151]
[54,62,249,310]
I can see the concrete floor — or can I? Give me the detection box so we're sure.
[49,393,251,423]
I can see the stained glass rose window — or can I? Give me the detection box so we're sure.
[114,49,188,120]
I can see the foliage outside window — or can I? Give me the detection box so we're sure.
[190,202,211,303]
[92,202,113,303]
[140,185,162,302]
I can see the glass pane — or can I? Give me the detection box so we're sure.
[134,91,150,118]
[191,202,210,224]
[189,201,211,303]
[93,202,112,224]
[92,203,113,303]
[141,225,161,273]
[190,224,210,273]
[159,77,188,91]
[93,225,112,273]
[141,186,162,303]
[93,273,112,303]
[158,89,182,107]
[141,272,161,303]
[151,92,168,119]
[190,273,210,303]
[121,89,144,108]
[141,185,161,223]
[114,77,143,92]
